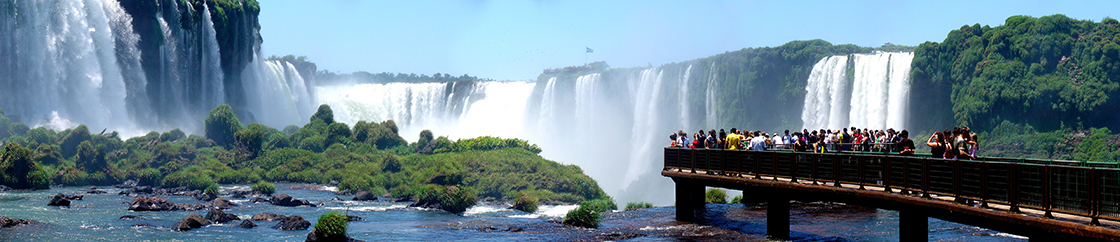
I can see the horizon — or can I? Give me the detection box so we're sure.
[259,0,1120,81]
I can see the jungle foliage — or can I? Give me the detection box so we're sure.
[0,104,607,205]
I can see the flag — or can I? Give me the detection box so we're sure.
[586,47,593,53]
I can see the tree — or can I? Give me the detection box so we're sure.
[58,125,91,158]
[235,123,266,163]
[205,104,242,149]
[311,104,335,125]
[325,122,351,146]
[1,143,48,189]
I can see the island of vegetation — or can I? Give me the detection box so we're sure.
[0,104,609,214]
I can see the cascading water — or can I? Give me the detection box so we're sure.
[625,69,665,189]
[0,0,145,133]
[801,52,913,130]
[705,63,719,128]
[678,65,692,130]
[801,55,850,129]
[0,0,316,134]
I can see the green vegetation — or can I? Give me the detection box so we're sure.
[563,203,600,228]
[579,198,617,213]
[313,212,348,240]
[252,180,276,195]
[624,202,653,210]
[705,188,727,204]
[730,195,743,204]
[0,105,608,211]
[512,192,539,213]
[204,183,220,199]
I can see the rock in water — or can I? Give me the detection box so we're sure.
[0,216,42,228]
[251,213,287,221]
[48,193,71,206]
[204,208,240,223]
[128,196,176,211]
[174,214,210,231]
[352,191,378,201]
[306,229,367,242]
[347,215,364,222]
[271,215,310,230]
[210,198,238,208]
[270,194,314,207]
[238,220,256,229]
[86,188,107,194]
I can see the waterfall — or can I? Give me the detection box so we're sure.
[574,74,600,136]
[801,52,913,130]
[0,0,145,133]
[801,55,850,129]
[317,81,533,141]
[625,68,664,189]
[678,65,692,130]
[705,63,719,128]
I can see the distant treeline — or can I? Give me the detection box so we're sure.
[317,70,497,86]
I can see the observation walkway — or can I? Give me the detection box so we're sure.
[663,147,1120,241]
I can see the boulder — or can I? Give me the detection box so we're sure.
[352,191,378,201]
[335,189,353,196]
[128,196,176,211]
[118,215,141,220]
[204,208,240,223]
[86,188,107,194]
[119,186,154,196]
[0,216,41,228]
[237,220,256,229]
[248,196,269,203]
[210,198,238,208]
[251,213,287,221]
[172,203,205,211]
[174,214,209,231]
[306,229,366,242]
[0,185,12,192]
[270,194,315,207]
[48,193,71,206]
[271,215,310,230]
[114,180,138,188]
[347,215,364,222]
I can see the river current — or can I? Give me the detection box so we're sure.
[0,184,1026,241]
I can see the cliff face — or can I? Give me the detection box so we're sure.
[118,0,260,124]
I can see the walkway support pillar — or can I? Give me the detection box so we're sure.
[673,178,705,222]
[899,209,928,242]
[767,193,790,240]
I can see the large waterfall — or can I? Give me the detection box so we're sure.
[0,0,313,134]
[801,52,914,130]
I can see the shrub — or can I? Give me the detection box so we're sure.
[204,104,242,149]
[730,195,743,204]
[563,204,599,228]
[512,191,539,213]
[252,180,276,195]
[579,198,617,213]
[625,202,653,210]
[136,168,162,186]
[311,104,335,124]
[299,136,326,152]
[314,211,348,239]
[325,122,351,146]
[59,125,91,158]
[415,184,477,214]
[204,183,220,199]
[705,188,727,204]
[160,129,186,142]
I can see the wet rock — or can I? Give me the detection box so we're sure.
[334,189,353,196]
[209,198,238,208]
[270,194,315,207]
[238,220,256,229]
[174,214,209,231]
[119,186,153,196]
[131,223,155,228]
[118,215,141,220]
[352,191,378,201]
[271,215,310,230]
[114,180,138,189]
[0,185,12,192]
[330,197,342,201]
[347,215,364,222]
[251,213,287,221]
[0,216,42,228]
[306,229,366,242]
[128,196,176,211]
[248,196,269,203]
[205,208,240,223]
[48,193,71,206]
[597,232,644,240]
[172,203,204,211]
[86,188,107,194]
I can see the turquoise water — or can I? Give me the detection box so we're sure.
[0,184,1025,241]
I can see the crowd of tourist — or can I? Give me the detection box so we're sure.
[668,126,980,159]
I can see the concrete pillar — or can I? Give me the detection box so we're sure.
[899,209,928,242]
[674,178,704,222]
[767,195,790,239]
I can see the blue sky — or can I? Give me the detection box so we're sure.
[259,0,1120,81]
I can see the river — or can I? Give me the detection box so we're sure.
[0,184,1026,241]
